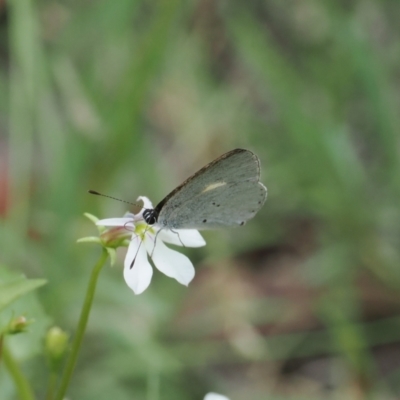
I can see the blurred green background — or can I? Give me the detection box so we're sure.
[1,0,400,399]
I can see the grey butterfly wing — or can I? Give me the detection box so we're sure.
[155,149,267,230]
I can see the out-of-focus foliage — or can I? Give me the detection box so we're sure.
[0,265,46,312]
[0,0,400,399]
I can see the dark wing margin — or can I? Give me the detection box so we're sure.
[154,148,266,229]
[154,148,253,214]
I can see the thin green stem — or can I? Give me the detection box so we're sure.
[54,249,108,400]
[45,372,57,400]
[2,343,36,400]
[0,334,3,363]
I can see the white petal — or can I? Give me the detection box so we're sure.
[145,238,195,286]
[204,394,230,400]
[136,196,153,210]
[96,217,134,227]
[123,212,135,218]
[158,229,206,248]
[124,236,153,295]
[133,196,154,221]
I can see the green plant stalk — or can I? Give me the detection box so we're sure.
[45,372,57,400]
[2,343,36,400]
[0,334,3,363]
[54,249,108,400]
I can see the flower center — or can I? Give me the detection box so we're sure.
[134,222,155,240]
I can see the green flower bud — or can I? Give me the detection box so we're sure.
[99,226,130,248]
[45,326,69,369]
[7,315,31,334]
[78,213,130,249]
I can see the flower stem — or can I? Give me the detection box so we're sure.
[54,249,108,400]
[45,372,57,400]
[2,343,36,400]
[0,334,3,363]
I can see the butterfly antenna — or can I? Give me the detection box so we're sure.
[88,190,145,209]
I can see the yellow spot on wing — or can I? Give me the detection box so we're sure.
[202,181,227,192]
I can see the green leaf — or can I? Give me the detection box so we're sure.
[0,265,51,360]
[0,277,47,314]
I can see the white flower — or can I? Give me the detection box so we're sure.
[204,393,230,400]
[96,196,206,295]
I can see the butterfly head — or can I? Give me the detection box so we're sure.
[142,208,158,225]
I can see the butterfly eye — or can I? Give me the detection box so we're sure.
[143,209,158,225]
